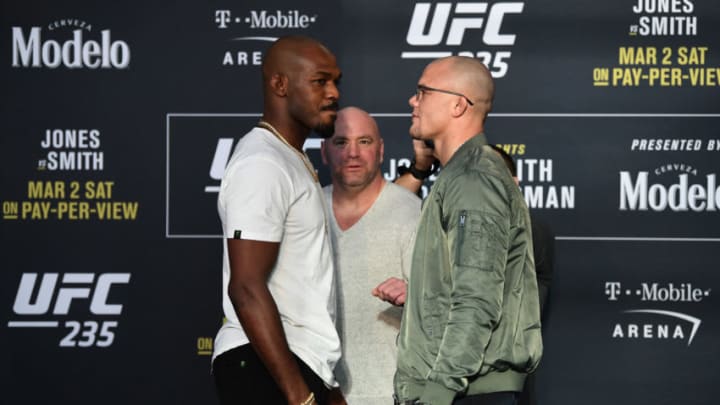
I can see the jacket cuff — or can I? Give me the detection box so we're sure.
[418,381,456,405]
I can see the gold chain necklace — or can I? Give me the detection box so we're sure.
[257,120,319,183]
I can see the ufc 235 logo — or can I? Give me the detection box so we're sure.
[205,137,322,193]
[402,2,525,78]
[11,273,130,347]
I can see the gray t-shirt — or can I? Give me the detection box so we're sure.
[323,181,421,404]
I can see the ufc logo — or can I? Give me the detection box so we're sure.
[209,138,234,183]
[406,2,524,46]
[206,137,323,192]
[13,273,131,315]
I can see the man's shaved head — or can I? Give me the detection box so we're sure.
[260,36,341,139]
[429,56,494,115]
[262,36,335,87]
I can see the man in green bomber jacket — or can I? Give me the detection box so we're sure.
[393,56,543,405]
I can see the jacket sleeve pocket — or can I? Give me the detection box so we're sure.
[455,210,508,271]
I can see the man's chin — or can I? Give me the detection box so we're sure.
[314,121,335,139]
[340,180,369,189]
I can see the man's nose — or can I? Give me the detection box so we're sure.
[409,93,418,107]
[326,81,340,100]
[347,141,360,157]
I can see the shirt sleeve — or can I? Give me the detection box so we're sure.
[219,155,293,242]
[421,172,511,404]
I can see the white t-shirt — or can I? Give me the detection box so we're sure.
[213,126,340,386]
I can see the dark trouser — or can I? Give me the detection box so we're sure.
[396,392,518,405]
[213,344,330,405]
[453,391,519,405]
[517,371,536,405]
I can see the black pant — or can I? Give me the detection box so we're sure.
[517,372,536,405]
[453,391,519,405]
[213,344,329,405]
[397,392,519,405]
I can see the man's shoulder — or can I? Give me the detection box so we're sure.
[383,182,421,208]
[372,182,421,227]
[447,146,513,187]
[441,152,520,211]
[232,128,283,161]
[226,129,296,175]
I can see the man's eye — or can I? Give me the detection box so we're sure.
[315,79,327,85]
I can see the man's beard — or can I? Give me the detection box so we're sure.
[314,121,335,139]
[337,167,377,189]
[315,102,340,138]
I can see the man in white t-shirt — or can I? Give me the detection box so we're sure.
[320,107,421,404]
[212,36,346,405]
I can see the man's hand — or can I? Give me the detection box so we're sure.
[411,139,436,171]
[395,139,437,192]
[372,277,407,306]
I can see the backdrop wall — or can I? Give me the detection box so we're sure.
[2,1,719,404]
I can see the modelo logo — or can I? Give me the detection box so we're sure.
[13,273,130,315]
[619,172,719,212]
[11,27,131,69]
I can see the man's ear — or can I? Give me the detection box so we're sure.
[451,97,470,117]
[270,73,288,96]
[379,138,385,164]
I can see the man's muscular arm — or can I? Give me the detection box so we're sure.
[227,238,316,405]
[395,139,437,192]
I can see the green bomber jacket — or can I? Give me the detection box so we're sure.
[394,134,543,405]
